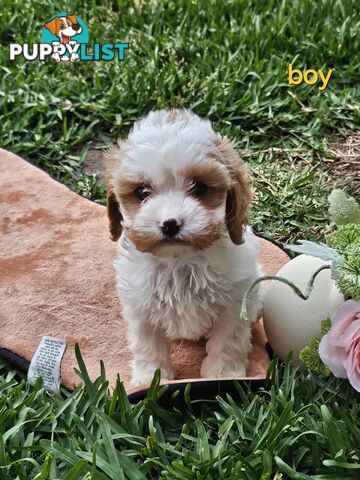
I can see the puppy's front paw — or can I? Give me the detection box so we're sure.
[131,365,175,386]
[200,355,247,379]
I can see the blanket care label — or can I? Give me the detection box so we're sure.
[27,336,67,394]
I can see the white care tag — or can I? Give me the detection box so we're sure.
[27,336,67,394]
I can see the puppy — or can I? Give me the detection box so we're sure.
[106,109,263,386]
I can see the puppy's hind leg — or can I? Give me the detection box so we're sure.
[126,310,174,386]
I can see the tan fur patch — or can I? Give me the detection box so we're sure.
[215,135,252,245]
[115,178,147,218]
[185,221,224,250]
[128,229,161,253]
[128,220,223,254]
[106,188,123,242]
[182,161,229,209]
[104,146,125,241]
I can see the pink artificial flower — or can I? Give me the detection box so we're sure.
[319,300,360,391]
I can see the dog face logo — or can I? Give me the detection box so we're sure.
[44,15,82,45]
[41,12,88,62]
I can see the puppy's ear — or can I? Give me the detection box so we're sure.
[216,135,252,245]
[44,18,58,35]
[104,147,123,242]
[67,15,77,25]
[106,185,123,242]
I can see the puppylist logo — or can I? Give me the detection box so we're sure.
[9,12,129,62]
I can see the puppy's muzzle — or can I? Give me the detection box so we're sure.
[160,218,181,238]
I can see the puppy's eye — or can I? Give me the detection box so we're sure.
[192,182,208,196]
[134,186,151,202]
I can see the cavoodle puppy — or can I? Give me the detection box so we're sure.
[106,109,262,386]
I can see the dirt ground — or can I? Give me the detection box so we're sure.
[322,130,360,195]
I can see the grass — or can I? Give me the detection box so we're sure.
[1,349,360,479]
[0,0,359,241]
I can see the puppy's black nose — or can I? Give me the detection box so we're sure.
[72,23,81,31]
[161,218,181,237]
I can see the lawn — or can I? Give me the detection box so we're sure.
[0,0,359,478]
[1,351,360,479]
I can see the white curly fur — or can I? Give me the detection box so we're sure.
[106,109,263,385]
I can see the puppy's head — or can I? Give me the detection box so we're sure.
[105,109,251,257]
